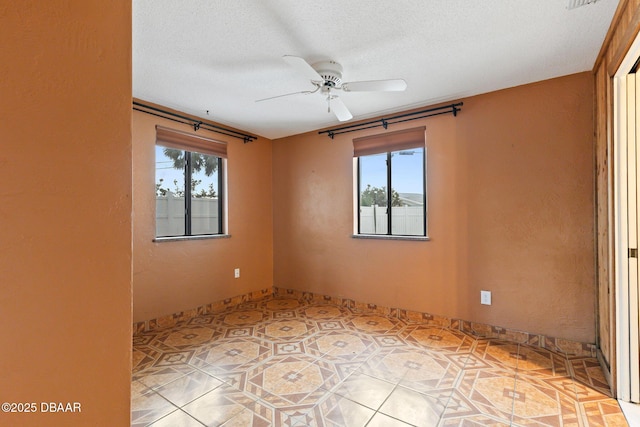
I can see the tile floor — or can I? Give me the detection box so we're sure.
[132,297,629,426]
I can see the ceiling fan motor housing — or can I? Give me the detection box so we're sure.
[312,60,343,87]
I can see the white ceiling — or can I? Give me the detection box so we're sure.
[133,0,618,140]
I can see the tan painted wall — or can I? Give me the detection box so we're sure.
[132,110,273,323]
[0,2,132,426]
[273,72,595,343]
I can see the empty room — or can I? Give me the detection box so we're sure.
[3,1,640,426]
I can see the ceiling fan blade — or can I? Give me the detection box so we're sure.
[255,88,317,103]
[341,79,407,92]
[283,55,324,82]
[330,97,353,122]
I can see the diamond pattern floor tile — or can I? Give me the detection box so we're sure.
[147,409,205,427]
[132,296,628,426]
[330,371,395,409]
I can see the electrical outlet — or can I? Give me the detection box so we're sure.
[234,268,240,279]
[480,290,492,305]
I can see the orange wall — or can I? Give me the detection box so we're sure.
[132,111,273,323]
[0,2,132,426]
[273,72,595,343]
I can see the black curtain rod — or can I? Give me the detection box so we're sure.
[133,101,257,143]
[318,102,463,139]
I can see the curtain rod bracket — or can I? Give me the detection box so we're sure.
[193,121,202,132]
[381,119,388,129]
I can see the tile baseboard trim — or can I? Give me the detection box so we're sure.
[132,285,596,357]
[133,287,273,335]
[273,287,597,358]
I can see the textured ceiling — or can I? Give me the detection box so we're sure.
[133,0,618,140]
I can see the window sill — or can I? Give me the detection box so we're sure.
[154,234,231,243]
[352,234,430,241]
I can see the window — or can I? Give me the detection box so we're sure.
[354,127,426,237]
[154,126,226,238]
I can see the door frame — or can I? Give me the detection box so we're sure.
[613,31,640,403]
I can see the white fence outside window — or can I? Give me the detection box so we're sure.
[156,194,219,236]
[157,197,423,236]
[359,205,424,235]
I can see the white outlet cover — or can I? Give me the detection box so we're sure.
[480,290,492,305]
[234,268,240,278]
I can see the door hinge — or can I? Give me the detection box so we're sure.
[629,248,638,258]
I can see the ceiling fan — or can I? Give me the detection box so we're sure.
[256,55,407,122]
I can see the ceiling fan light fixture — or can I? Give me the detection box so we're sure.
[567,0,598,9]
